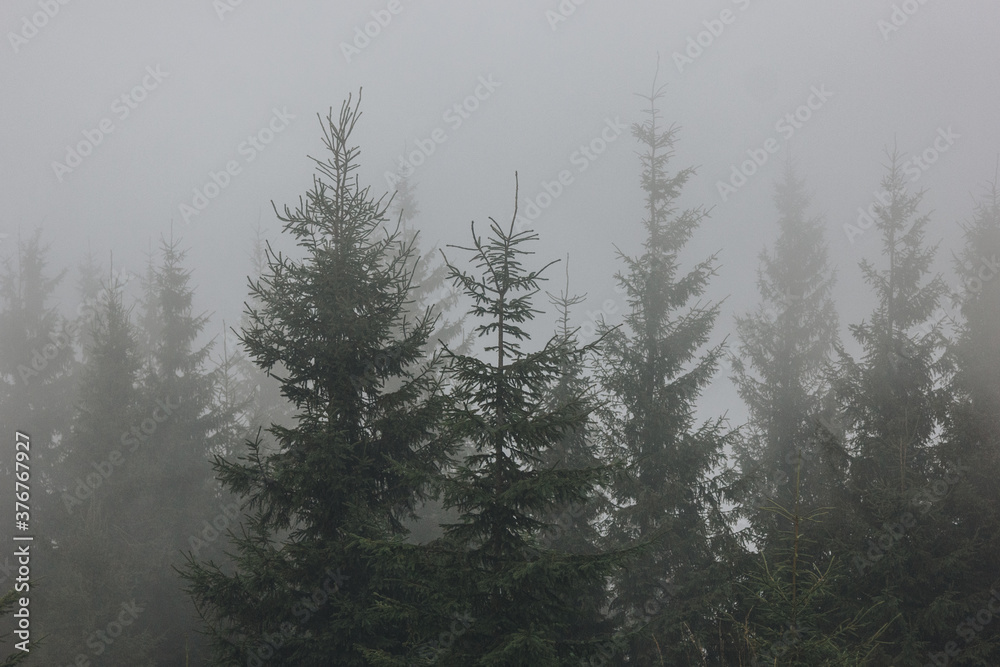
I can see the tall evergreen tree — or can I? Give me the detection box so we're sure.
[181,93,450,665]
[391,175,470,359]
[596,78,738,664]
[137,234,219,664]
[0,231,74,501]
[731,163,841,534]
[738,452,885,666]
[537,260,606,559]
[0,232,75,663]
[827,149,956,663]
[34,274,160,665]
[930,178,1000,665]
[729,164,865,664]
[422,182,628,665]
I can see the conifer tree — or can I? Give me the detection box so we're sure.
[180,93,450,665]
[0,232,75,662]
[391,176,470,359]
[739,453,886,666]
[0,231,74,501]
[421,180,628,665]
[731,164,840,537]
[137,234,220,664]
[930,179,1000,665]
[34,275,160,665]
[596,78,737,663]
[827,149,955,663]
[537,260,605,559]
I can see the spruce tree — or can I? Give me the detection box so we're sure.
[421,180,628,665]
[739,453,886,666]
[537,260,606,559]
[730,165,870,664]
[180,93,450,665]
[931,179,1000,665]
[596,79,737,664]
[827,148,955,663]
[731,163,840,533]
[0,231,74,504]
[34,274,161,665]
[137,234,219,664]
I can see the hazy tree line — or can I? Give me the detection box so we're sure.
[1,83,999,666]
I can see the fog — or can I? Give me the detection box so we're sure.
[2,1,999,664]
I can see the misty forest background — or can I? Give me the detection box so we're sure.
[3,76,1000,666]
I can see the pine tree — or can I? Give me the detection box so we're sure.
[827,148,955,663]
[731,163,841,535]
[729,165,873,664]
[421,179,628,665]
[180,93,450,665]
[0,231,74,502]
[234,221,295,453]
[596,78,737,664]
[739,453,886,666]
[34,274,160,666]
[537,260,605,559]
[136,234,220,664]
[0,232,78,664]
[391,175,470,359]
[930,178,1000,665]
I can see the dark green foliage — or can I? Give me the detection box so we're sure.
[421,181,629,665]
[826,148,956,664]
[0,231,74,506]
[731,163,841,535]
[596,79,738,664]
[391,176,471,546]
[930,179,1000,665]
[138,234,220,664]
[180,93,450,665]
[34,275,161,665]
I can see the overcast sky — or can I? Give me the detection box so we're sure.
[3,0,998,424]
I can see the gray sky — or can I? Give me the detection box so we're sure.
[3,0,998,424]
